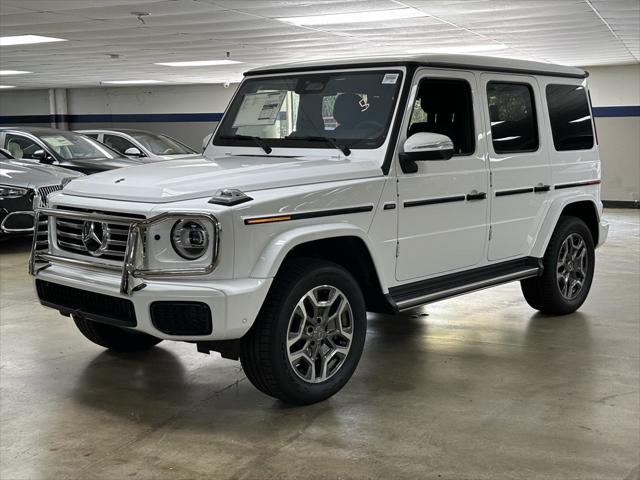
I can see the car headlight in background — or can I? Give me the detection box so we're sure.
[0,185,29,199]
[171,218,209,260]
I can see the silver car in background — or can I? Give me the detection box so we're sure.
[77,129,199,161]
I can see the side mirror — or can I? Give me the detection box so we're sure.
[124,147,144,157]
[399,132,454,173]
[33,149,53,164]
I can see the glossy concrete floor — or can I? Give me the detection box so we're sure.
[1,209,638,480]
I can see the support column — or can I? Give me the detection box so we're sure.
[48,88,68,130]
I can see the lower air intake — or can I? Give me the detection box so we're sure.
[150,302,212,336]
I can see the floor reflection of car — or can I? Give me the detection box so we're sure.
[77,129,199,161]
[0,127,149,175]
[0,148,84,239]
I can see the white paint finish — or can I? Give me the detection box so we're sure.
[35,263,272,341]
[32,57,607,342]
[63,154,384,203]
[584,64,640,106]
[0,0,638,89]
[396,68,490,280]
[480,73,553,261]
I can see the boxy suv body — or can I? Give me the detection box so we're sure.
[31,55,608,404]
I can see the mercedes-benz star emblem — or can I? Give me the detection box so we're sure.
[81,221,111,256]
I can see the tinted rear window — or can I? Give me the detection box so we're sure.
[546,84,594,151]
[487,82,539,153]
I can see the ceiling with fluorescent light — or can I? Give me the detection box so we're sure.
[0,0,638,89]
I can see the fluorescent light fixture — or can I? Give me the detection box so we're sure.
[155,59,241,67]
[100,80,166,85]
[0,35,67,46]
[278,8,428,26]
[0,70,31,75]
[0,85,16,89]
[409,44,508,54]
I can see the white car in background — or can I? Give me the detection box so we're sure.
[77,129,199,161]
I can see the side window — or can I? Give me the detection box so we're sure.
[487,82,539,153]
[83,133,99,139]
[103,134,137,155]
[407,78,475,155]
[4,134,41,160]
[546,84,594,151]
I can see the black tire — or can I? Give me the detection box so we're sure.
[521,215,595,315]
[240,258,367,405]
[73,316,162,352]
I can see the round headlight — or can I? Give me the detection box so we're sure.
[171,219,209,260]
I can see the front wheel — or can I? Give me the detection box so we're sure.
[521,216,595,315]
[240,259,366,405]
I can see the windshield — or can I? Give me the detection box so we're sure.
[214,70,403,150]
[129,132,195,155]
[39,132,121,160]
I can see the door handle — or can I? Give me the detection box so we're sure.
[466,190,487,201]
[534,183,551,193]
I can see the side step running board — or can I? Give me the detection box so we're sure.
[388,258,542,311]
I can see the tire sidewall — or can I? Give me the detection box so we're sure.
[269,264,367,404]
[545,217,595,312]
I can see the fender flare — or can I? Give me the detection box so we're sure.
[530,193,601,258]
[249,222,389,287]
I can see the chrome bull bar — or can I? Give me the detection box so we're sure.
[29,208,220,295]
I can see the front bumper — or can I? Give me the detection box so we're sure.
[34,264,271,341]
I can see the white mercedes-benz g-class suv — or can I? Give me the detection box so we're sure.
[31,55,608,405]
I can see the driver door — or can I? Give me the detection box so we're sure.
[396,69,490,281]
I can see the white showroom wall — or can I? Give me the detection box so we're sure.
[1,64,638,203]
[584,64,640,205]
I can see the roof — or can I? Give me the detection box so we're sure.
[246,54,586,79]
[0,126,72,135]
[78,128,154,135]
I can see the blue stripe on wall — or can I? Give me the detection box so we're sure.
[592,106,640,117]
[0,107,638,125]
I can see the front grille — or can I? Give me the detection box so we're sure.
[150,302,212,335]
[54,208,143,262]
[37,185,62,207]
[36,279,137,327]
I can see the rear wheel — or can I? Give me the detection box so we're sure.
[240,259,366,405]
[521,216,595,315]
[73,316,162,351]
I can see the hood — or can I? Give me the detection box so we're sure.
[0,159,84,189]
[62,155,382,203]
[151,153,201,161]
[61,156,147,174]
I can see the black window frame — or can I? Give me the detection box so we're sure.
[407,77,476,157]
[545,83,595,152]
[486,81,540,155]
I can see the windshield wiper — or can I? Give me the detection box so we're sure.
[221,134,272,154]
[293,136,351,156]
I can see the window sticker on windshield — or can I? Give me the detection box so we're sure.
[382,73,399,84]
[41,136,74,147]
[232,91,287,127]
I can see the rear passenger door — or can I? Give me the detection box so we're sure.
[480,75,552,261]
